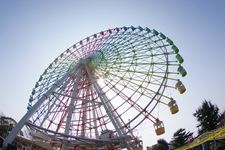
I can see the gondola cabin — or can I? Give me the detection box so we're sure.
[154,119,165,135]
[168,99,179,114]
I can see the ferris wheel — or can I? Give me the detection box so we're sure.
[4,26,187,150]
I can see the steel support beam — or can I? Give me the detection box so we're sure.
[84,64,133,150]
[62,69,82,150]
[3,65,79,146]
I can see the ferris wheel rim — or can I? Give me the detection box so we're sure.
[27,26,186,140]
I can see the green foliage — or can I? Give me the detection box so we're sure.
[171,128,192,149]
[193,100,220,134]
[0,116,14,138]
[151,139,169,150]
[219,110,225,127]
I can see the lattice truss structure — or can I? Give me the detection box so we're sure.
[5,26,187,150]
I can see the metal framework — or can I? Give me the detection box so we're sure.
[4,26,187,150]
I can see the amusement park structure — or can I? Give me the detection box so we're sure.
[3,26,187,150]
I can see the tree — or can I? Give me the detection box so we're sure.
[0,116,14,138]
[193,100,220,134]
[171,128,193,149]
[151,139,169,150]
[219,110,225,127]
[0,115,17,149]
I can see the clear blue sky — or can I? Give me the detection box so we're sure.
[1,0,225,148]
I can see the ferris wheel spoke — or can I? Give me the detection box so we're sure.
[98,40,167,62]
[34,74,76,127]
[105,84,160,134]
[105,72,169,106]
[80,32,113,58]
[105,81,156,123]
[46,99,67,130]
[95,33,124,53]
